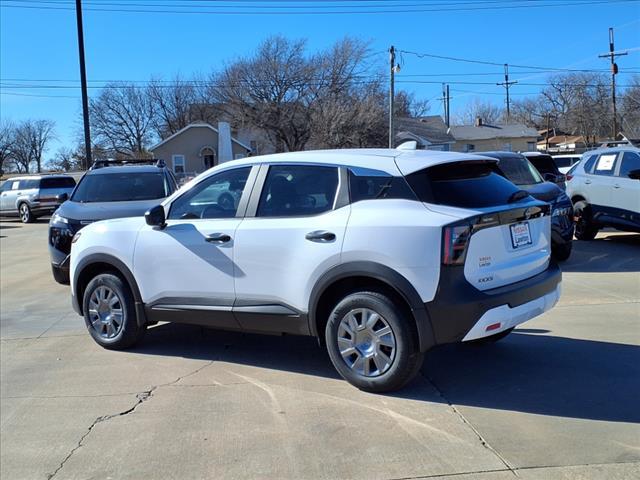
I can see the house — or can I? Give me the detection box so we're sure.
[395,116,456,151]
[537,135,588,154]
[449,118,538,153]
[150,122,252,176]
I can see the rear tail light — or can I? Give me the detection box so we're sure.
[566,174,573,181]
[442,224,471,265]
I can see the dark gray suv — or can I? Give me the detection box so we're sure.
[49,160,178,284]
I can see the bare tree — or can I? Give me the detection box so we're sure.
[148,75,203,139]
[0,119,15,175]
[394,90,431,118]
[453,98,504,125]
[48,147,80,172]
[10,119,56,173]
[90,83,156,157]
[620,75,640,138]
[212,36,318,152]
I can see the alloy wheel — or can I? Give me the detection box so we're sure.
[88,286,125,339]
[337,307,396,377]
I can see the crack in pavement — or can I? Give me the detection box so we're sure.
[419,372,519,477]
[46,389,155,480]
[45,358,217,479]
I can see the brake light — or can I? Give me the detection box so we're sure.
[566,174,573,181]
[442,225,471,265]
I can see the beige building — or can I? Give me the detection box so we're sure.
[450,119,538,153]
[150,122,252,176]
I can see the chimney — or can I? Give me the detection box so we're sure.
[217,121,233,163]
[475,117,483,127]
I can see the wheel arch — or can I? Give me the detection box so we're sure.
[309,262,436,352]
[74,253,146,327]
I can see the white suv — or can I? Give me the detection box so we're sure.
[70,149,562,392]
[566,147,640,240]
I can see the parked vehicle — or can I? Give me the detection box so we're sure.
[0,175,76,223]
[552,154,582,174]
[566,146,640,239]
[49,160,177,284]
[483,152,574,261]
[522,152,566,189]
[69,149,561,392]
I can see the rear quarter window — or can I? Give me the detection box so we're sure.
[406,161,524,208]
[40,177,76,189]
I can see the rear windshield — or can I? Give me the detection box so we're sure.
[40,177,76,189]
[553,157,575,168]
[406,161,525,208]
[71,172,167,203]
[497,157,543,186]
[527,155,559,175]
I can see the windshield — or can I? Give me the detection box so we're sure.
[497,157,543,186]
[71,172,167,203]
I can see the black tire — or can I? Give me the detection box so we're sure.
[573,201,598,240]
[325,291,424,393]
[468,327,514,345]
[82,273,145,350]
[18,203,33,223]
[552,240,572,261]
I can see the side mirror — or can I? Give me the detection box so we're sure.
[628,169,640,180]
[56,193,69,203]
[543,173,557,182]
[145,205,166,228]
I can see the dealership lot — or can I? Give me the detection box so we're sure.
[1,219,638,479]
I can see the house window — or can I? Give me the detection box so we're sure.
[465,144,475,153]
[527,141,536,152]
[503,142,512,152]
[172,155,185,174]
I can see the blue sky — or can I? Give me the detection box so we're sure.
[1,0,639,157]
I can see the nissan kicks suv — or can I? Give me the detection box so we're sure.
[69,149,562,392]
[567,147,640,239]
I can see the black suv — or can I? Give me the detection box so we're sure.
[484,151,574,260]
[522,152,566,189]
[49,160,178,284]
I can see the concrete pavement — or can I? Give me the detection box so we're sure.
[1,219,639,479]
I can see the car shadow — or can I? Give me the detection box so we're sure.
[562,232,640,273]
[136,324,639,423]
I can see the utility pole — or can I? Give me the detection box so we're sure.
[389,45,396,148]
[497,63,517,121]
[545,113,551,153]
[599,27,627,139]
[446,84,450,128]
[75,0,92,169]
[441,84,451,128]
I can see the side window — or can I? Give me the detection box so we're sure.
[257,165,339,217]
[593,153,618,176]
[582,154,597,173]
[618,152,640,178]
[348,169,416,203]
[168,167,251,220]
[0,181,7,193]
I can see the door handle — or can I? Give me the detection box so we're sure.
[584,180,592,184]
[613,184,621,189]
[305,230,336,242]
[205,233,231,244]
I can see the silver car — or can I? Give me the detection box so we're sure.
[0,175,76,223]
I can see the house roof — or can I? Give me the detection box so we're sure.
[450,123,538,141]
[395,116,455,145]
[539,135,586,145]
[149,123,252,152]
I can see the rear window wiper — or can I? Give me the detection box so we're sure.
[507,190,529,203]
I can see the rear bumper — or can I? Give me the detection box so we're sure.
[426,261,562,345]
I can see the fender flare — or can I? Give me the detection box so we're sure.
[73,253,147,327]
[308,261,436,352]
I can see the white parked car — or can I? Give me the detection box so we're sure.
[69,149,562,392]
[552,154,582,174]
[566,147,640,240]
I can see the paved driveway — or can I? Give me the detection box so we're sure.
[1,219,639,479]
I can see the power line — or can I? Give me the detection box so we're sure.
[2,0,636,14]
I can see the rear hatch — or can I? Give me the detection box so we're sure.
[38,176,76,207]
[403,159,551,291]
